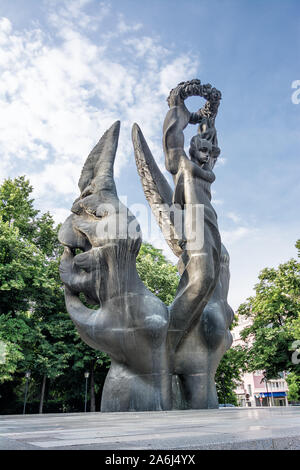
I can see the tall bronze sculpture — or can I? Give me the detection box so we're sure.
[58,79,234,411]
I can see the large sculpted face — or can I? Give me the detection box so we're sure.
[59,189,142,305]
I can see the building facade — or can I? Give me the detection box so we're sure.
[232,317,289,407]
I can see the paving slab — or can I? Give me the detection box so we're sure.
[0,407,300,450]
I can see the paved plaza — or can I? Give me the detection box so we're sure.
[0,407,300,450]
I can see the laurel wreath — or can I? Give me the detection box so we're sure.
[167,79,222,120]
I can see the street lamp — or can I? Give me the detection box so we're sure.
[263,375,271,407]
[23,370,31,415]
[84,371,90,412]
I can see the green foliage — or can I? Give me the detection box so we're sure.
[237,240,300,384]
[0,176,38,239]
[0,176,76,408]
[136,242,179,305]
[0,218,56,315]
[215,347,245,405]
[292,316,300,341]
[286,372,300,402]
[0,313,32,382]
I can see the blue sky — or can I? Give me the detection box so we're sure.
[0,0,299,309]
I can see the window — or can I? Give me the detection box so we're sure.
[247,384,252,397]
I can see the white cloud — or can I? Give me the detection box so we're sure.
[212,198,224,206]
[0,17,12,35]
[50,207,72,224]
[221,226,255,245]
[214,156,226,167]
[47,0,110,32]
[211,189,224,206]
[159,56,198,97]
[225,224,299,311]
[117,13,143,34]
[0,1,199,221]
[226,211,241,224]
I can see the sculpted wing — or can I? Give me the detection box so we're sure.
[132,123,183,258]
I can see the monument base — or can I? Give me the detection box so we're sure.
[0,407,300,450]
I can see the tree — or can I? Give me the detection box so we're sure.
[286,372,300,402]
[0,218,57,316]
[0,214,61,390]
[0,176,72,412]
[215,347,245,405]
[237,240,300,386]
[0,176,38,238]
[136,242,179,305]
[0,314,27,383]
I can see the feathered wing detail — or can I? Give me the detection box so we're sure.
[132,123,183,258]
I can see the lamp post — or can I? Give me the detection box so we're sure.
[23,371,31,415]
[84,371,90,412]
[264,376,271,407]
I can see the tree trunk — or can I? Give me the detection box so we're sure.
[39,375,47,414]
[90,360,96,412]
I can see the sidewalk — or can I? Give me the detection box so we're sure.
[1,407,300,450]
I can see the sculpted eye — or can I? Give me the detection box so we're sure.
[73,251,93,271]
[96,209,109,219]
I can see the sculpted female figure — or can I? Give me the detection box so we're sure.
[161,80,222,350]
[133,79,233,408]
